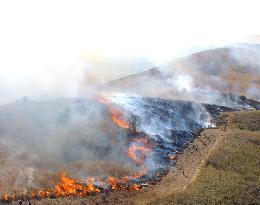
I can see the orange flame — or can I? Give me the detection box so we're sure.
[110,108,130,129]
[3,193,9,201]
[128,137,152,164]
[169,154,177,160]
[1,193,16,201]
[0,168,150,202]
[54,173,100,197]
[95,95,130,129]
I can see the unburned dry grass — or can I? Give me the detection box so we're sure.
[149,111,260,205]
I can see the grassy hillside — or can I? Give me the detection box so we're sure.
[12,110,259,205]
[149,111,260,205]
[100,44,260,102]
[228,111,260,131]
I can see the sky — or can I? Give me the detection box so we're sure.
[0,0,260,104]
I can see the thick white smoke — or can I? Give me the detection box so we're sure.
[0,56,153,105]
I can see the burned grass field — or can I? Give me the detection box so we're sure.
[0,94,259,204]
[0,1,260,203]
[3,107,258,205]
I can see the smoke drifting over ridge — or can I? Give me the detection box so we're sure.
[1,0,260,200]
[98,43,260,104]
[0,56,153,105]
[165,43,260,102]
[1,42,260,105]
[0,43,260,198]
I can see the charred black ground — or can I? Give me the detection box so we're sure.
[104,94,260,178]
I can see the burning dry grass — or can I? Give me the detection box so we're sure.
[0,159,144,203]
[0,96,155,203]
[2,110,259,205]
[0,95,259,204]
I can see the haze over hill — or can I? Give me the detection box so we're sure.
[100,43,260,102]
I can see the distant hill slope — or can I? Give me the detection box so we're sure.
[184,44,260,75]
[100,44,260,101]
[102,68,169,96]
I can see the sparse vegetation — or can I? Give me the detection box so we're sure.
[229,111,260,131]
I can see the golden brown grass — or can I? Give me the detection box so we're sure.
[149,111,260,205]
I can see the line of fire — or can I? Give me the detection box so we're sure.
[1,94,259,203]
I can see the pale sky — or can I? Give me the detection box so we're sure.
[0,0,260,104]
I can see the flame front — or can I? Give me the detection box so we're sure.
[95,95,130,129]
[0,96,157,202]
[54,173,100,197]
[110,108,130,129]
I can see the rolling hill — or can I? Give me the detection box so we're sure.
[99,43,260,102]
